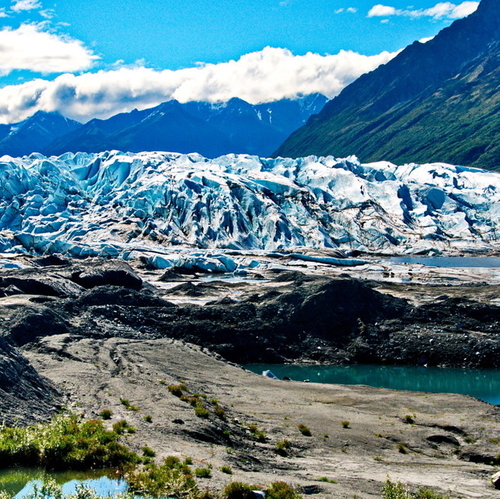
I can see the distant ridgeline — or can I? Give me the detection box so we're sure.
[0,94,327,159]
[275,0,500,171]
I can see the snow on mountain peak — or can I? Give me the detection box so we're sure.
[0,151,499,267]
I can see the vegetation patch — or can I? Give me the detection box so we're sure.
[383,478,450,499]
[0,414,139,471]
[275,439,292,456]
[247,424,267,442]
[266,481,302,499]
[124,457,198,498]
[298,424,312,436]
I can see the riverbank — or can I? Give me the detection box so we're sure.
[1,253,500,497]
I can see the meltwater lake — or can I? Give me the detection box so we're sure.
[387,256,500,267]
[244,364,500,405]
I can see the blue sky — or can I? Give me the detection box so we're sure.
[0,0,480,123]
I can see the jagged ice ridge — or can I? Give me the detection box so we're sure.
[1,151,499,270]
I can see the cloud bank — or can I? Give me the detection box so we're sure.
[368,1,479,20]
[0,23,98,75]
[11,0,42,12]
[0,46,398,124]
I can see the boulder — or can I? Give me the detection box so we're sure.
[492,471,500,489]
[0,276,84,297]
[71,261,142,289]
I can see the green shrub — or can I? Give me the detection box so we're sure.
[99,409,113,420]
[247,424,267,442]
[194,468,211,478]
[266,481,302,499]
[163,456,182,468]
[142,446,156,458]
[0,414,138,471]
[223,481,256,499]
[298,424,311,436]
[194,403,209,418]
[126,461,197,497]
[275,439,292,456]
[167,384,187,397]
[112,420,136,435]
[119,398,139,412]
[214,405,226,419]
[341,420,350,429]
[317,477,337,484]
[383,479,410,499]
[220,465,233,474]
[382,478,450,499]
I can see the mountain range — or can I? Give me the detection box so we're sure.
[0,94,327,159]
[0,112,81,157]
[275,0,500,171]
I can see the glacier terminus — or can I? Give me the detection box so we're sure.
[1,150,499,270]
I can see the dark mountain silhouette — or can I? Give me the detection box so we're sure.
[43,94,327,158]
[275,0,500,171]
[0,112,81,157]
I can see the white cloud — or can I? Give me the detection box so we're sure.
[423,1,479,19]
[0,9,9,17]
[368,5,397,16]
[334,7,358,14]
[0,23,99,75]
[367,1,479,19]
[0,46,399,124]
[11,0,42,12]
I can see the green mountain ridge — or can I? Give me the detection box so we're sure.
[275,0,500,171]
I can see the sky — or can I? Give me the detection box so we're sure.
[0,0,480,123]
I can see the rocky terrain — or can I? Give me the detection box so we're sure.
[1,253,500,497]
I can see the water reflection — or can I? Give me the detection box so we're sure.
[245,364,500,405]
[0,468,126,498]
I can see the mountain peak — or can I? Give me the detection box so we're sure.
[275,0,500,170]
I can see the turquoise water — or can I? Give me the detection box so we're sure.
[245,364,500,405]
[0,468,126,498]
[388,256,500,267]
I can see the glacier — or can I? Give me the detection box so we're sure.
[0,150,499,269]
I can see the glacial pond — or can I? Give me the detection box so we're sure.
[0,468,126,498]
[244,364,500,405]
[387,256,500,267]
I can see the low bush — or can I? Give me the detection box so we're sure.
[142,446,156,458]
[167,384,187,397]
[194,468,211,478]
[99,409,113,420]
[194,403,209,418]
[298,424,311,436]
[383,478,450,499]
[0,414,139,471]
[275,439,292,456]
[126,461,197,498]
[112,420,136,435]
[223,481,257,499]
[266,481,302,499]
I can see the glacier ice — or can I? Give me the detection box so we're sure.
[0,151,499,268]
